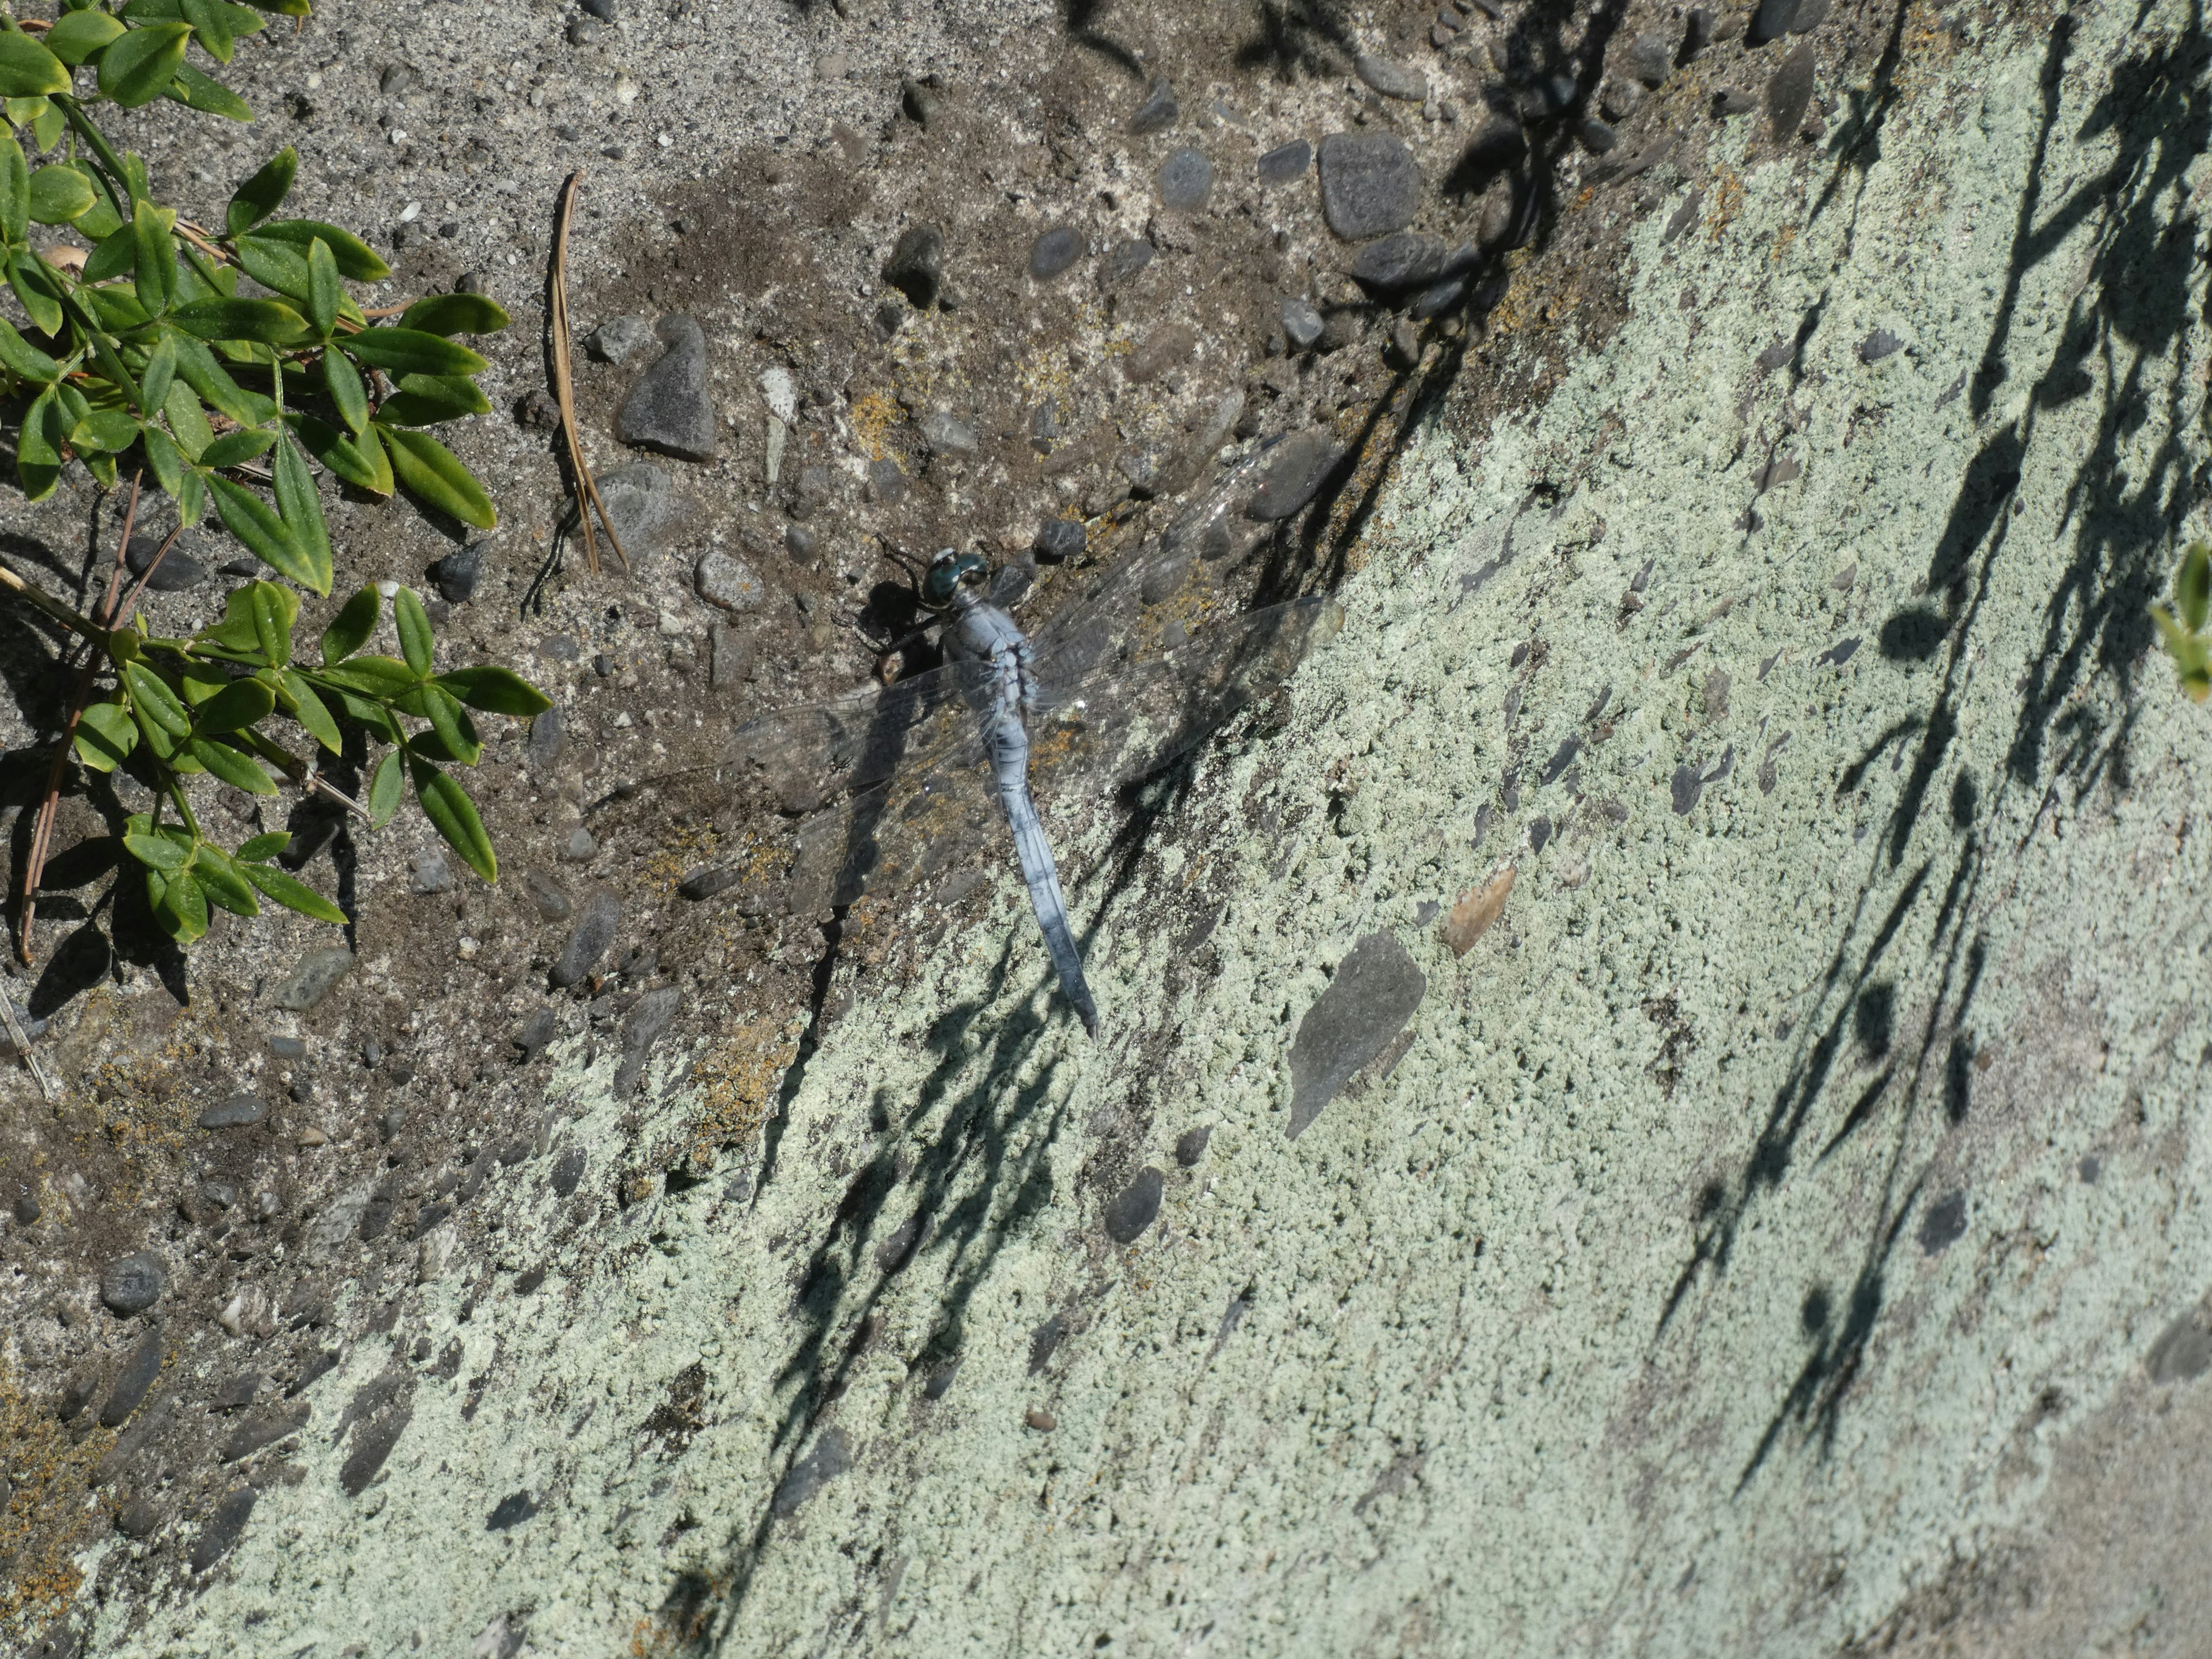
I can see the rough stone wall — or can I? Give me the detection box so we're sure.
[5,0,2210,1654]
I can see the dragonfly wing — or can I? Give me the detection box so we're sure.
[721,660,991,816]
[785,724,998,912]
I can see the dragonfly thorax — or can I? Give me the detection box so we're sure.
[922,549,988,610]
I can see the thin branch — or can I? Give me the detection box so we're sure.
[0,988,58,1106]
[550,170,632,575]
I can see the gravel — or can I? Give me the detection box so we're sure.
[1285,933,1427,1138]
[198,1093,267,1129]
[1128,77,1178,135]
[1033,518,1085,561]
[273,948,355,1012]
[882,224,945,309]
[125,533,206,593]
[1029,226,1084,278]
[1355,53,1428,103]
[1257,139,1312,183]
[586,315,654,366]
[551,891,622,987]
[431,541,484,603]
[589,463,684,556]
[1157,147,1214,213]
[1281,297,1325,349]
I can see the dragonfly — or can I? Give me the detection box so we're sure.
[666,442,1344,1036]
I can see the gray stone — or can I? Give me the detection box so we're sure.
[522,869,572,922]
[1103,1168,1165,1244]
[1858,329,1904,363]
[99,1332,164,1426]
[561,827,596,862]
[1247,429,1341,522]
[867,458,908,503]
[579,0,612,18]
[524,707,565,771]
[1033,519,1085,562]
[410,853,452,895]
[551,891,621,988]
[487,1490,540,1532]
[881,224,944,309]
[1751,0,1828,43]
[586,315,654,366]
[709,623,752,690]
[1355,53,1427,103]
[378,62,421,97]
[1257,139,1312,184]
[1767,43,1816,141]
[126,533,206,593]
[919,411,979,456]
[1603,80,1646,121]
[564,18,600,46]
[100,1251,166,1317]
[613,986,681,1096]
[617,316,717,463]
[1411,271,1471,319]
[1281,297,1325,349]
[1175,1126,1212,1166]
[431,541,484,604]
[695,551,764,611]
[589,463,683,558]
[1029,226,1084,278]
[1286,933,1427,1138]
[515,1008,559,1063]
[268,1035,305,1059]
[198,1093,266,1129]
[1351,232,1446,290]
[550,1146,586,1196]
[1626,29,1674,84]
[772,1427,850,1517]
[190,1486,257,1571]
[273,947,354,1012]
[116,1497,162,1538]
[783,522,817,560]
[1580,117,1619,154]
[1157,147,1214,212]
[1683,6,1716,56]
[1317,132,1422,240]
[1107,238,1156,285]
[1128,78,1177,135]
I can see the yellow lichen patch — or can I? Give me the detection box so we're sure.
[1705,166,1747,239]
[642,820,724,900]
[0,1359,112,1635]
[1771,224,1798,262]
[848,387,903,463]
[686,1017,803,1160]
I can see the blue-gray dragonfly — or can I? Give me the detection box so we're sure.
[673,446,1343,1036]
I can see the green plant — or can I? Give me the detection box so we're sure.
[0,2,547,956]
[2152,540,2211,703]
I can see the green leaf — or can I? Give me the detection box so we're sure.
[253,218,389,281]
[70,408,141,453]
[191,846,260,916]
[164,60,255,122]
[208,474,324,591]
[180,0,237,62]
[376,424,497,529]
[163,376,214,459]
[100,22,194,108]
[74,702,139,772]
[305,236,340,338]
[230,232,310,302]
[7,249,63,336]
[0,32,71,99]
[198,426,277,469]
[192,677,275,733]
[291,411,389,493]
[132,198,177,315]
[82,222,137,283]
[72,163,125,240]
[236,830,290,861]
[30,99,66,156]
[0,134,25,244]
[278,670,339,751]
[83,279,152,331]
[142,422,185,494]
[319,585,380,665]
[418,682,482,765]
[137,330,178,417]
[172,331,273,425]
[189,734,278,794]
[27,165,95,225]
[434,665,552,718]
[17,386,62,501]
[393,585,434,677]
[376,373,492,426]
[173,296,309,347]
[123,828,192,870]
[2178,542,2210,637]
[335,686,399,742]
[271,433,332,591]
[45,10,127,66]
[224,145,296,236]
[365,747,403,827]
[0,316,62,384]
[159,867,210,941]
[176,466,205,526]
[319,654,419,697]
[344,328,488,378]
[397,293,512,336]
[122,658,193,736]
[251,579,295,666]
[321,343,368,433]
[410,755,496,881]
[240,859,347,922]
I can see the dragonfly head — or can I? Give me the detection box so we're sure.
[921,549,987,609]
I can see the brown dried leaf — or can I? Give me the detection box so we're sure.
[1441,866,1514,956]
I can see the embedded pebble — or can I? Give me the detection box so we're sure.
[190,1486,257,1571]
[1257,139,1311,183]
[1767,43,1817,141]
[269,1036,305,1059]
[1351,232,1446,290]
[1281,297,1325,349]
[586,315,654,366]
[1174,1126,1213,1166]
[710,623,752,690]
[919,411,979,456]
[564,18,600,47]
[579,0,613,17]
[524,707,566,771]
[1602,81,1646,121]
[516,1008,560,1062]
[1683,6,1716,55]
[1751,0,1828,43]
[1411,272,1469,319]
[1626,30,1674,85]
[772,1427,851,1517]
[562,827,596,862]
[198,1093,267,1129]
[1129,78,1178,135]
[1355,53,1427,103]
[1025,1408,1057,1431]
[550,1146,586,1196]
[881,224,945,309]
[116,1497,162,1539]
[12,1185,40,1224]
[125,533,206,593]
[1157,147,1214,212]
[617,315,717,463]
[867,458,908,503]
[1318,132,1422,240]
[694,551,764,611]
[551,891,621,987]
[1033,519,1085,561]
[1917,1190,1968,1255]
[1285,933,1427,1138]
[613,986,681,1096]
[100,1251,166,1316]
[1124,324,1196,384]
[783,522,817,559]
[1103,1168,1165,1244]
[589,463,683,556]
[1107,238,1156,284]
[1029,226,1084,278]
[486,1490,539,1531]
[431,542,484,604]
[274,947,354,1012]
[1580,117,1619,154]
[410,853,452,895]
[99,1331,165,1425]
[1441,868,1514,955]
[1246,429,1339,521]
[1715,86,1758,116]
[1858,329,1903,363]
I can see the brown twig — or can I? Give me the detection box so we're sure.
[550,170,631,575]
[20,472,145,965]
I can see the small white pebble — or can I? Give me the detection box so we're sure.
[388,128,408,146]
[457,937,479,960]
[399,200,421,223]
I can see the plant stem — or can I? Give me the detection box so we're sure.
[51,95,134,210]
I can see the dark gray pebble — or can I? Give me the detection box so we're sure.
[116,1497,162,1539]
[126,534,205,593]
[486,1490,539,1531]
[268,1035,305,1060]
[1664,190,1703,242]
[1281,297,1324,349]
[613,986,681,1096]
[1458,118,1527,176]
[550,1147,586,1198]
[564,18,599,47]
[586,315,654,366]
[1411,272,1469,319]
[1858,329,1903,362]
[900,75,941,128]
[1751,0,1828,43]
[1579,117,1619,154]
[677,863,738,901]
[1107,238,1155,285]
[1351,232,1446,291]
[1819,636,1861,666]
[412,1201,452,1239]
[1683,7,1716,55]
[515,1007,559,1061]
[358,1194,392,1243]
[1528,816,1553,853]
[922,1358,961,1400]
[214,1372,263,1411]
[220,1402,306,1463]
[524,708,566,772]
[618,315,717,463]
[199,1093,266,1130]
[190,1486,257,1571]
[1129,77,1178,135]
[1355,53,1427,103]
[1033,519,1085,562]
[784,522,817,560]
[579,0,613,16]
[273,946,354,1013]
[1318,132,1422,240]
[1174,1126,1212,1166]
[13,1185,41,1224]
[882,224,945,309]
[431,541,484,604]
[1916,1190,1968,1255]
[1626,30,1673,85]
[1543,73,1582,114]
[522,868,572,922]
[1029,226,1084,278]
[551,890,622,988]
[1715,86,1758,116]
[772,1427,850,1517]
[1286,933,1427,1139]
[1247,429,1340,522]
[1103,1167,1165,1244]
[868,457,908,504]
[1767,43,1817,140]
[339,1401,413,1497]
[1257,139,1311,184]
[590,463,684,558]
[99,1332,164,1427]
[1157,147,1214,213]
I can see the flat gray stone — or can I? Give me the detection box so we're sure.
[1624,29,1674,84]
[617,315,717,462]
[1157,147,1214,213]
[273,948,354,1012]
[1257,139,1312,184]
[1281,297,1325,349]
[198,1093,267,1129]
[920,411,979,456]
[126,533,206,593]
[1351,232,1446,290]
[1246,429,1342,522]
[1751,0,1828,42]
[551,890,621,988]
[100,1251,166,1317]
[1767,42,1817,141]
[882,224,944,309]
[613,986,681,1096]
[587,315,654,366]
[1355,52,1427,103]
[1128,77,1177,135]
[591,463,683,558]
[1317,131,1422,241]
[695,551,764,611]
[410,853,452,895]
[1029,226,1084,278]
[1286,932,1427,1138]
[709,622,753,690]
[1103,1168,1165,1244]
